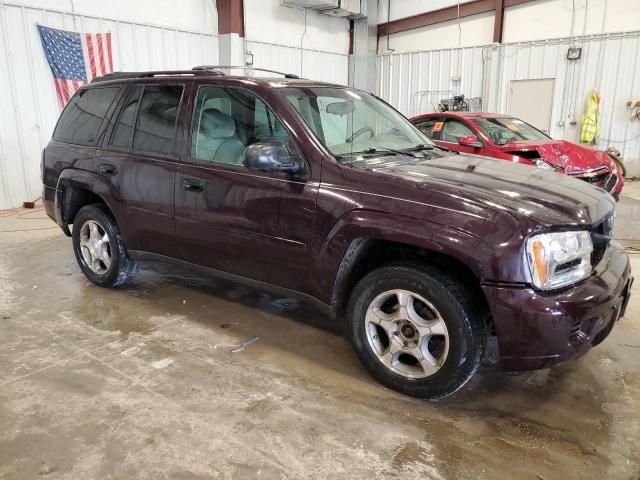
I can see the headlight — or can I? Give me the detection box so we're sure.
[535,159,553,170]
[525,231,593,290]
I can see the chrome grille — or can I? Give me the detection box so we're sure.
[603,173,617,192]
[590,214,613,266]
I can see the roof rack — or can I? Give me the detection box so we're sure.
[91,69,225,83]
[91,65,301,84]
[192,65,300,79]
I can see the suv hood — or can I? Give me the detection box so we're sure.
[351,152,613,226]
[496,140,612,174]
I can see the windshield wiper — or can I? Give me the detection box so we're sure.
[337,144,439,159]
[405,143,435,151]
[353,147,423,158]
[413,143,456,154]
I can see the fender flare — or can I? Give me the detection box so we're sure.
[55,169,118,232]
[314,209,492,315]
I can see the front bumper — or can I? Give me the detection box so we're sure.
[483,241,632,370]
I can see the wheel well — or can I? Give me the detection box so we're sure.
[333,238,493,330]
[62,187,108,225]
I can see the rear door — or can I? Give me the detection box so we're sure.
[44,85,121,191]
[96,81,187,257]
[174,82,317,291]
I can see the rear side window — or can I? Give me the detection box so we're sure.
[110,86,142,149]
[414,118,443,141]
[53,87,119,145]
[132,85,183,156]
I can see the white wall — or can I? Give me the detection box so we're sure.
[378,0,475,24]
[380,0,640,53]
[504,0,640,43]
[0,1,219,210]
[378,11,494,53]
[243,0,350,85]
[244,0,349,54]
[3,0,218,34]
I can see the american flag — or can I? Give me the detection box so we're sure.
[37,25,113,109]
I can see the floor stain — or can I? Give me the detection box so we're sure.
[1,189,640,480]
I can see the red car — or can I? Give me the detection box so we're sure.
[410,112,624,199]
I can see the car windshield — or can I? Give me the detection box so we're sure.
[279,87,434,157]
[472,117,550,145]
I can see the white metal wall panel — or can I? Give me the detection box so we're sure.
[377,32,640,173]
[377,46,486,118]
[245,40,349,85]
[0,2,219,210]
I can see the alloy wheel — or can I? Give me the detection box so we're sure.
[365,289,449,379]
[79,219,112,275]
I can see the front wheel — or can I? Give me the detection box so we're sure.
[347,264,485,399]
[72,204,138,288]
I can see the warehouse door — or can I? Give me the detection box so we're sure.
[509,79,555,133]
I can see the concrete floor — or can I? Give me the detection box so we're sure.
[1,184,640,480]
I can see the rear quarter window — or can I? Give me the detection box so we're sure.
[53,86,120,145]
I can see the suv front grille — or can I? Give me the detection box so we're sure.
[590,214,613,267]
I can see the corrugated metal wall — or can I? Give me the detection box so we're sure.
[246,39,349,85]
[0,2,219,210]
[377,31,640,173]
[377,45,486,117]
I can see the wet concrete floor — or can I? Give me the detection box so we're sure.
[1,184,639,479]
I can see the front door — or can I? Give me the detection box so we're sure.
[440,118,483,155]
[174,83,317,291]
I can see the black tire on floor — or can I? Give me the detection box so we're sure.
[72,204,138,288]
[347,263,486,400]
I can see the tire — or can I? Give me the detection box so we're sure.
[347,263,485,400]
[72,204,138,288]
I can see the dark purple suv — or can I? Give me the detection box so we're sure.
[42,67,633,399]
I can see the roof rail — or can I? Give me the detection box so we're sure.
[192,65,300,79]
[91,69,224,83]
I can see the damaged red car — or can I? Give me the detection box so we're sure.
[411,112,624,199]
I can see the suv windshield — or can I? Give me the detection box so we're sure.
[472,117,549,145]
[280,87,433,157]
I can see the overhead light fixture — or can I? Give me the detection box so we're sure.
[567,47,582,60]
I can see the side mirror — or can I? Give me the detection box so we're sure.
[243,142,304,175]
[458,135,483,148]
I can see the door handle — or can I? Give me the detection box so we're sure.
[182,179,204,192]
[98,164,117,175]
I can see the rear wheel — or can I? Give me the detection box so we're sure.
[72,205,138,288]
[347,264,485,399]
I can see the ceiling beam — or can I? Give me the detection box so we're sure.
[216,0,244,36]
[493,0,505,43]
[377,0,535,37]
